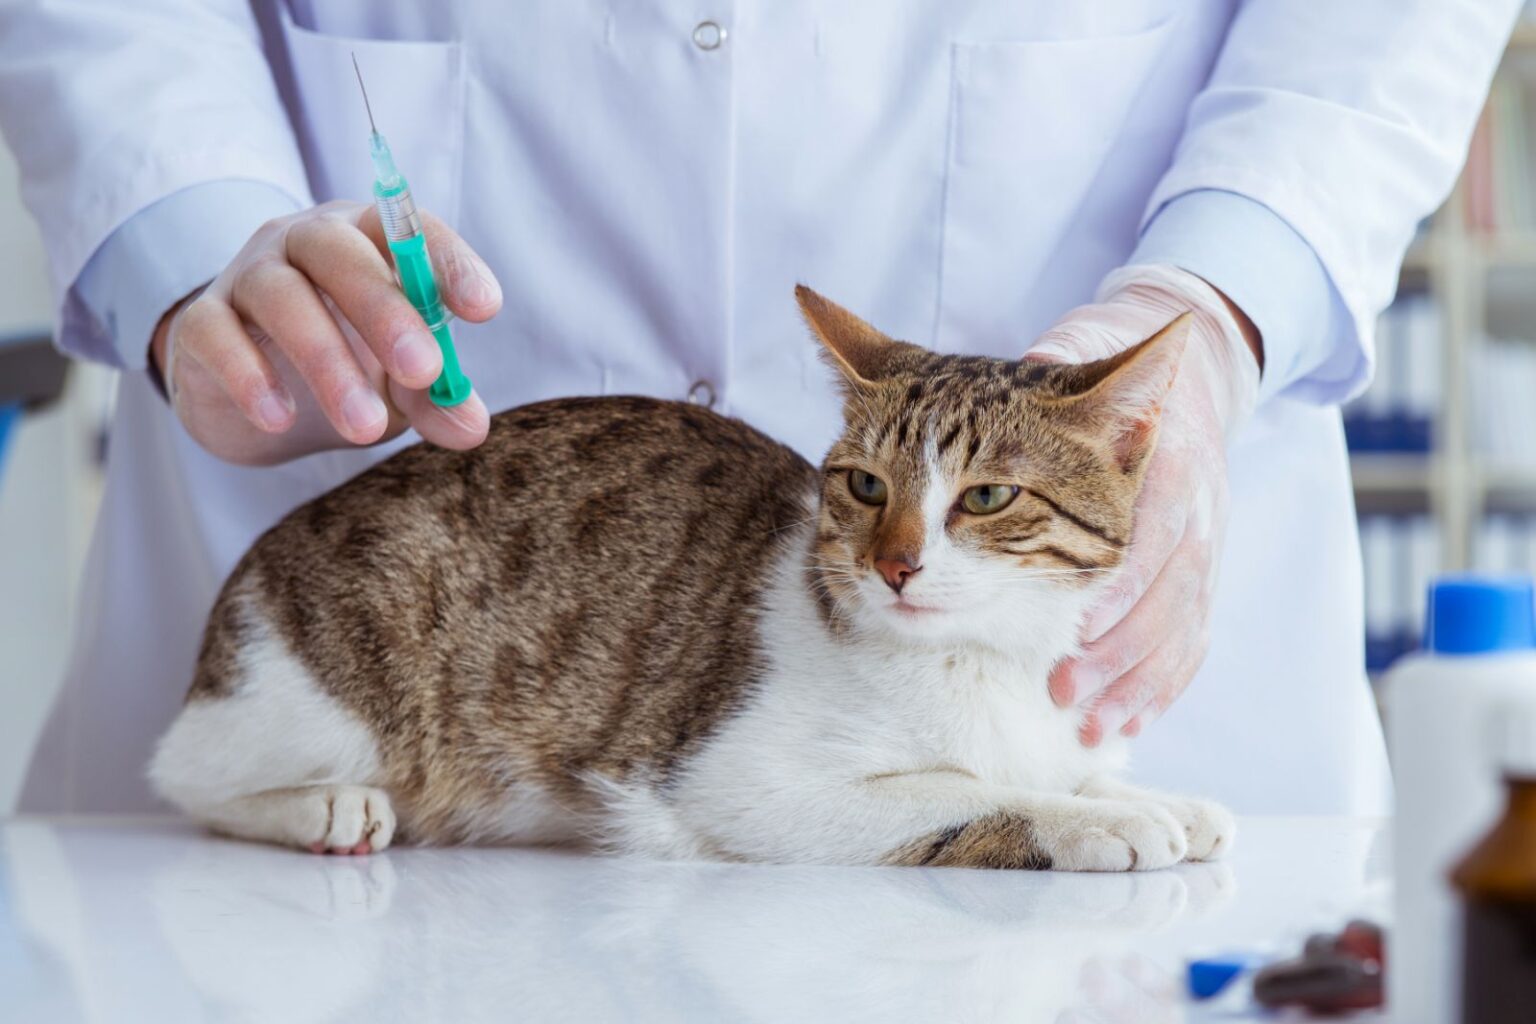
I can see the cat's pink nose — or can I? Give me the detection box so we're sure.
[875,557,921,594]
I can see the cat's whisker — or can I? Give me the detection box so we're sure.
[1012,568,1114,581]
[768,513,821,537]
[811,570,867,589]
[804,568,864,630]
[807,557,859,572]
[807,556,861,575]
[810,551,1109,588]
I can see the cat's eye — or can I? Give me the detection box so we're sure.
[960,484,1019,515]
[847,469,889,506]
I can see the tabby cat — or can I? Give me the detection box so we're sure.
[150,287,1234,870]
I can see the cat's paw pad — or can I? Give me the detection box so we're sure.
[1045,801,1187,872]
[296,786,396,855]
[1161,797,1236,862]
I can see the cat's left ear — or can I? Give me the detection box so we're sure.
[795,285,923,386]
[1044,313,1191,473]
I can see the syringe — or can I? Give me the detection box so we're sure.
[352,55,472,407]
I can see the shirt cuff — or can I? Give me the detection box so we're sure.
[64,181,304,371]
[1130,189,1364,405]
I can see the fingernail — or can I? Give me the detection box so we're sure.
[393,330,439,379]
[1096,704,1130,739]
[1071,667,1104,706]
[341,386,387,435]
[1083,605,1121,643]
[1048,664,1076,707]
[458,258,501,308]
[254,389,293,431]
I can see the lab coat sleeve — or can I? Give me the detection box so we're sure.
[1131,190,1353,405]
[1138,0,1522,405]
[69,183,303,371]
[0,0,313,368]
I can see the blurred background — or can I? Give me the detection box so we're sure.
[8,17,1536,810]
[0,140,114,811]
[1351,17,1536,680]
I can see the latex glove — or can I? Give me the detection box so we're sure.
[1028,264,1261,745]
[153,200,499,466]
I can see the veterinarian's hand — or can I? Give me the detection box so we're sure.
[150,200,499,465]
[1026,265,1261,746]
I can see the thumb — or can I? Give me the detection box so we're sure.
[389,379,491,451]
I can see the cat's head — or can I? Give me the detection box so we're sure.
[796,285,1186,649]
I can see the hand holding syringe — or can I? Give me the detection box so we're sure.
[148,70,499,465]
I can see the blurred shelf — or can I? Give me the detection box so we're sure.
[1479,463,1536,491]
[1357,28,1536,665]
[1351,456,1536,498]
[1401,237,1439,272]
[1476,232,1536,265]
[1510,22,1536,50]
[1400,231,1536,270]
[1409,231,1536,268]
[1351,453,1432,493]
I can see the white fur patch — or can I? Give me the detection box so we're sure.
[149,596,384,815]
[453,785,589,847]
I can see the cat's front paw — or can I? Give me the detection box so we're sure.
[1157,796,1236,862]
[294,785,397,855]
[1075,778,1237,864]
[1040,800,1188,872]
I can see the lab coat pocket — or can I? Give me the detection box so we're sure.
[277,6,467,225]
[936,18,1175,351]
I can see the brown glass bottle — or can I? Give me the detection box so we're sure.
[1451,773,1536,1024]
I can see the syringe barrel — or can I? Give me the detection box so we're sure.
[373,178,424,243]
[367,152,471,407]
[373,178,450,331]
[381,225,470,405]
[387,233,448,331]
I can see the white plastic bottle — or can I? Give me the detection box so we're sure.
[1385,575,1536,1024]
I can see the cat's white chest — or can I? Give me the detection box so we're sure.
[718,569,1126,806]
[910,650,1114,793]
[741,637,1121,797]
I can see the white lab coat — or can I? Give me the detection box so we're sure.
[1,0,1519,813]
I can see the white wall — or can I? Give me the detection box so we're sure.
[0,139,110,810]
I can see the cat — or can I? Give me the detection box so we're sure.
[149,286,1234,870]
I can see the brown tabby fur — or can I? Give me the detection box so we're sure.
[195,397,817,841]
[884,811,1055,869]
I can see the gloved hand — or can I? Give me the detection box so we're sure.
[152,200,499,466]
[1027,264,1261,745]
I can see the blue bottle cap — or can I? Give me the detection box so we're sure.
[1188,953,1269,999]
[1425,575,1536,655]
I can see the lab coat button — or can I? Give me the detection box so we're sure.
[687,380,717,408]
[692,21,725,50]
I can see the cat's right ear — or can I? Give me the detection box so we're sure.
[1044,313,1192,473]
[795,285,903,387]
